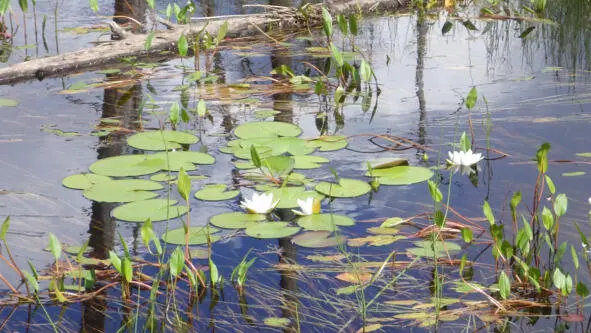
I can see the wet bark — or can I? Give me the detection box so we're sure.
[0,0,407,85]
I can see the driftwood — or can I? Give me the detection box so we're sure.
[0,0,406,85]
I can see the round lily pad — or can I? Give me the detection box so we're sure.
[89,155,164,177]
[209,212,267,229]
[62,173,112,190]
[407,241,461,258]
[291,231,344,248]
[297,214,355,231]
[83,179,162,202]
[111,199,188,222]
[365,166,433,185]
[195,184,240,201]
[152,151,215,171]
[127,130,199,151]
[245,222,300,239]
[315,178,371,198]
[162,226,221,245]
[292,155,329,169]
[307,135,348,151]
[266,187,324,209]
[234,121,302,139]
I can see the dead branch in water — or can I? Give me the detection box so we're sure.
[0,0,407,85]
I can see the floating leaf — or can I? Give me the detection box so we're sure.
[562,171,586,177]
[365,166,433,186]
[209,212,267,229]
[150,172,176,182]
[245,222,300,239]
[194,184,239,201]
[292,231,344,248]
[62,173,112,190]
[127,130,199,151]
[348,235,402,247]
[0,98,19,107]
[307,136,348,151]
[89,155,164,177]
[263,317,291,328]
[111,199,187,222]
[266,187,324,209]
[162,226,220,245]
[315,178,371,198]
[233,121,302,139]
[255,109,281,119]
[292,155,329,169]
[576,152,591,158]
[83,179,162,202]
[336,272,372,284]
[407,241,461,258]
[297,213,354,231]
[152,151,215,171]
[381,217,405,228]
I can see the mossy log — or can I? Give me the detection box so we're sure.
[0,0,407,85]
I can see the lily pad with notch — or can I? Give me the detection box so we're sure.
[234,121,302,139]
[62,173,112,190]
[292,155,329,169]
[152,151,215,171]
[245,222,300,239]
[315,178,371,198]
[127,130,199,151]
[194,184,240,201]
[111,199,188,222]
[162,226,221,245]
[89,154,165,177]
[297,213,354,231]
[307,135,348,151]
[365,166,433,186]
[83,179,162,203]
[291,231,345,248]
[209,212,267,229]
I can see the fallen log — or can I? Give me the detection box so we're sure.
[0,0,407,85]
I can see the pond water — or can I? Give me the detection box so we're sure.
[1,0,591,332]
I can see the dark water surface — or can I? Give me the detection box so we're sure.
[1,0,591,332]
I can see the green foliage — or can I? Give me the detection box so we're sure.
[482,200,495,226]
[459,131,471,152]
[178,33,188,57]
[321,7,333,38]
[177,168,191,201]
[536,143,551,174]
[465,87,477,110]
[498,271,510,299]
[48,233,61,262]
[169,247,185,279]
[427,180,442,203]
[0,216,9,241]
[88,0,98,12]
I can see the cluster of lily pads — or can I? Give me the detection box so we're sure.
[61,119,480,248]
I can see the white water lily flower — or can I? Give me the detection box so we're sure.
[588,197,591,205]
[240,192,278,214]
[292,197,321,216]
[446,150,484,167]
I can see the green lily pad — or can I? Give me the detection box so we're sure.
[209,212,267,229]
[365,166,433,185]
[111,199,188,222]
[254,109,281,119]
[407,241,461,258]
[291,231,344,248]
[89,155,164,177]
[162,226,221,245]
[0,98,19,107]
[83,179,162,203]
[127,130,199,150]
[292,155,329,169]
[194,184,240,201]
[245,222,300,239]
[150,172,177,182]
[62,173,112,190]
[297,214,354,231]
[576,152,591,157]
[266,187,324,209]
[152,151,215,171]
[315,178,371,198]
[307,135,348,151]
[234,121,302,139]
